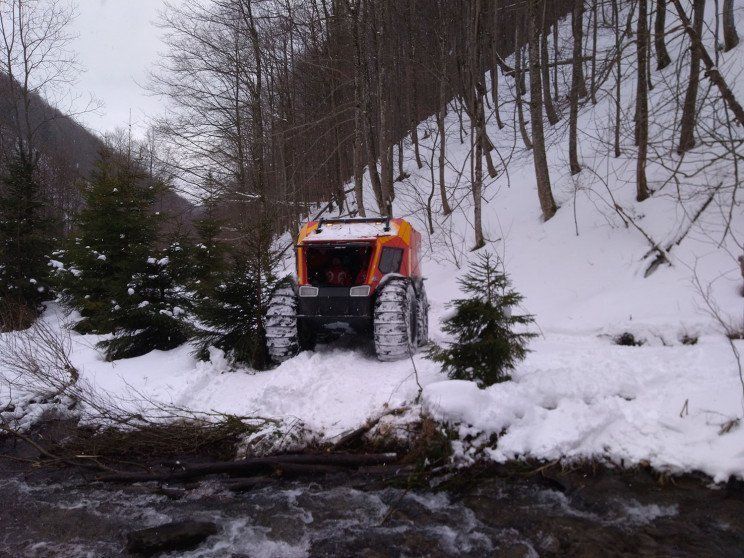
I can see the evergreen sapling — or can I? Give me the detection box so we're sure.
[429,252,536,387]
[99,242,192,360]
[191,220,277,370]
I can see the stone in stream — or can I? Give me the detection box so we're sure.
[126,520,219,556]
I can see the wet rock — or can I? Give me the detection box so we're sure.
[126,520,219,556]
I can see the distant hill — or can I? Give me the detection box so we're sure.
[0,74,194,233]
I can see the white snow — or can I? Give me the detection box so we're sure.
[1,3,744,482]
[305,221,397,242]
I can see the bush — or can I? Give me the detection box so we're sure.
[614,332,644,346]
[428,252,535,387]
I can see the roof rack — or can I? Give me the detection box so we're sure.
[315,217,391,233]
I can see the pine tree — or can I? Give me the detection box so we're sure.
[190,198,228,298]
[0,147,54,328]
[55,149,159,334]
[98,242,191,360]
[192,235,277,370]
[429,252,536,387]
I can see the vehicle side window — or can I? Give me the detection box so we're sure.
[378,247,403,274]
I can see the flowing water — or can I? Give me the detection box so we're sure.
[1,463,742,557]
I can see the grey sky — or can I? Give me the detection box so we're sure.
[70,0,176,138]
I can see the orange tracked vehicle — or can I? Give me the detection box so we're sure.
[266,217,429,363]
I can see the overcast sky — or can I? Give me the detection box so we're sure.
[70,0,176,139]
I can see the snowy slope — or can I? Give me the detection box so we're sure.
[2,3,744,481]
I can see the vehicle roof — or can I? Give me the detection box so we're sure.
[297,218,415,245]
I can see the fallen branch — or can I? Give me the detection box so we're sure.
[612,203,671,277]
[96,452,398,483]
[331,406,410,450]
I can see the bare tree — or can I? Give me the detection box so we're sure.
[612,0,622,158]
[654,0,672,69]
[636,0,650,201]
[0,0,81,157]
[469,0,486,248]
[590,0,598,103]
[541,1,560,124]
[490,0,506,129]
[569,0,585,174]
[345,0,367,217]
[435,2,452,215]
[529,0,558,220]
[678,0,706,155]
[375,0,394,216]
[515,20,533,150]
[723,0,739,52]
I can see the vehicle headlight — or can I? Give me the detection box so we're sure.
[299,286,319,297]
[349,285,370,297]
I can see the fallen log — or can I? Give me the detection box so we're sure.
[224,477,273,492]
[96,452,398,483]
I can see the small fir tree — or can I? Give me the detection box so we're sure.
[429,252,536,387]
[99,242,192,360]
[55,149,159,334]
[0,147,54,326]
[192,230,277,370]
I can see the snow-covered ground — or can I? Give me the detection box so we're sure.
[2,4,744,482]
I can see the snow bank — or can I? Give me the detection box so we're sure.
[423,335,744,482]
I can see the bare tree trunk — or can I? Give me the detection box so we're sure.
[654,0,672,69]
[541,2,560,124]
[672,0,744,125]
[376,2,393,215]
[491,0,506,129]
[590,0,598,103]
[723,0,739,51]
[490,67,505,129]
[470,0,486,248]
[397,140,405,180]
[347,0,382,213]
[553,15,560,101]
[456,99,465,143]
[678,0,706,155]
[569,0,584,174]
[437,40,453,216]
[625,0,636,36]
[362,63,384,211]
[572,0,588,98]
[437,109,452,215]
[613,0,622,158]
[406,2,423,170]
[345,0,366,217]
[515,22,533,150]
[478,92,498,179]
[473,128,485,249]
[529,0,558,220]
[353,110,366,217]
[636,0,650,201]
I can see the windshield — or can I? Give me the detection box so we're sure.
[305,243,373,287]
